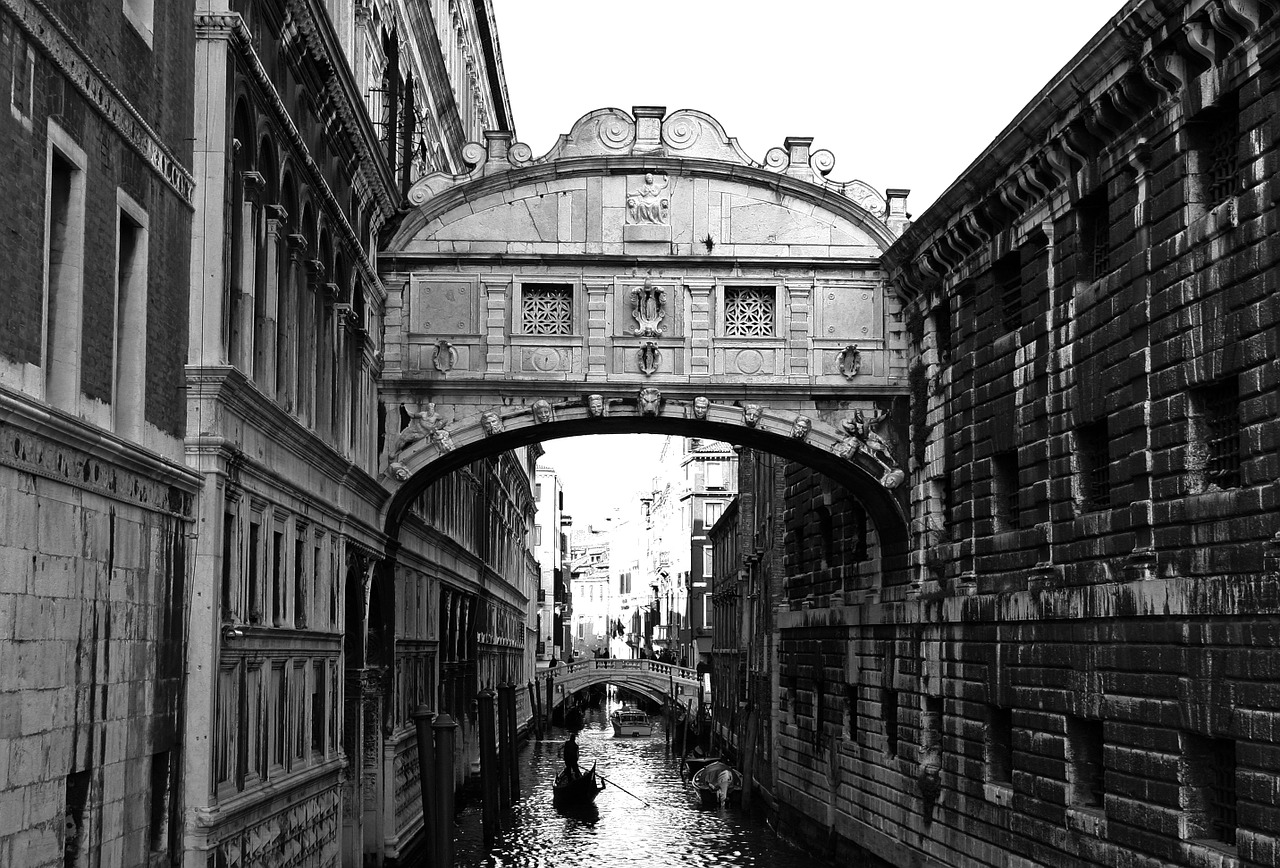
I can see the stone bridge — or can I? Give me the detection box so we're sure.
[376,106,915,554]
[537,658,704,710]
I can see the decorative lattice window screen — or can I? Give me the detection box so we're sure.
[521,284,573,335]
[724,286,775,336]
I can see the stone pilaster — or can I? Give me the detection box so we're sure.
[584,278,612,379]
[784,281,812,382]
[482,277,511,374]
[686,280,714,378]
[258,207,285,398]
[235,171,264,374]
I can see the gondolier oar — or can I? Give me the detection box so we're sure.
[595,773,650,807]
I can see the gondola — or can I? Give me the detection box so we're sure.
[552,762,606,806]
[690,761,742,808]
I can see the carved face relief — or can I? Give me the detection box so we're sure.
[742,404,763,427]
[791,415,812,440]
[480,412,504,436]
[586,394,605,417]
[691,396,710,420]
[433,428,455,452]
[532,400,555,424]
[638,388,662,416]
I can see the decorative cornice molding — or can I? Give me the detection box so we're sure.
[3,0,195,204]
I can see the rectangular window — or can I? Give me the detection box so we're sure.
[1076,419,1111,512]
[271,664,286,771]
[933,298,952,364]
[844,683,858,740]
[1067,716,1105,807]
[702,593,712,629]
[535,525,542,547]
[10,34,34,124]
[247,520,262,624]
[43,131,88,410]
[1184,733,1237,846]
[994,252,1021,334]
[992,450,1020,531]
[922,695,944,756]
[272,529,285,626]
[723,286,775,336]
[705,500,724,526]
[215,665,239,790]
[1077,188,1110,283]
[1189,378,1241,490]
[221,511,236,621]
[147,751,170,854]
[705,462,725,489]
[123,0,155,45]
[245,665,263,781]
[1190,93,1240,211]
[703,546,713,578]
[294,535,307,628]
[113,196,148,439]
[293,662,307,762]
[883,686,899,757]
[520,283,573,335]
[311,660,325,758]
[985,705,1014,784]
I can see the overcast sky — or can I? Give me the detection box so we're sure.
[493,0,1125,527]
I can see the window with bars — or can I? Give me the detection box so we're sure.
[992,450,1020,531]
[994,253,1022,334]
[1067,716,1106,807]
[1189,378,1242,490]
[986,705,1014,784]
[1076,419,1111,512]
[934,297,952,364]
[1191,94,1240,211]
[724,286,775,336]
[521,283,574,335]
[1184,734,1237,846]
[1077,188,1111,283]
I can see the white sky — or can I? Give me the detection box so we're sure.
[496,0,1125,527]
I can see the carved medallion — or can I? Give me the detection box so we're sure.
[838,345,862,380]
[432,339,458,374]
[630,279,666,338]
[637,341,661,376]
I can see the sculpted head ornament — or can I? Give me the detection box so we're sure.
[480,412,504,436]
[791,415,812,440]
[690,396,710,421]
[532,400,555,424]
[638,388,662,416]
[586,394,605,418]
[742,404,763,427]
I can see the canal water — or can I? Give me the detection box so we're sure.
[451,700,832,868]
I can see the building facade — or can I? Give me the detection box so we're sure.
[712,4,1280,868]
[0,2,201,866]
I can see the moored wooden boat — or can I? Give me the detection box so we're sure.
[690,761,742,807]
[610,707,653,737]
[552,762,605,806]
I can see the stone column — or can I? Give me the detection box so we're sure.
[482,277,511,374]
[360,667,386,864]
[784,280,812,382]
[258,206,285,398]
[685,280,714,379]
[235,171,264,373]
[280,233,306,414]
[333,302,354,457]
[584,278,611,379]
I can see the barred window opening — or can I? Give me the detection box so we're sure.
[521,283,574,335]
[993,450,1020,531]
[995,254,1021,334]
[1190,377,1242,490]
[1192,94,1240,211]
[1185,734,1237,846]
[1078,189,1111,282]
[1076,419,1111,512]
[724,286,775,337]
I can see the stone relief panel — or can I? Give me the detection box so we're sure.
[518,347,574,374]
[612,277,682,338]
[611,342,683,377]
[816,282,883,342]
[408,275,478,334]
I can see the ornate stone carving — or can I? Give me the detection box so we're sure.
[742,404,763,427]
[638,388,662,416]
[837,409,897,469]
[838,345,862,380]
[626,173,672,225]
[432,428,455,453]
[531,400,555,424]
[791,416,812,440]
[389,461,410,481]
[637,341,661,376]
[432,339,458,374]
[393,404,444,456]
[585,394,606,417]
[630,278,666,337]
[690,396,710,420]
[480,412,504,436]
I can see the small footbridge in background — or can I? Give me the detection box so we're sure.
[535,659,704,711]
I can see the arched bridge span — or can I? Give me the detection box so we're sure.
[537,659,703,711]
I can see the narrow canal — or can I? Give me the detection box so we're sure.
[451,698,838,868]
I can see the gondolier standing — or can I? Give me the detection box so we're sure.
[558,730,581,779]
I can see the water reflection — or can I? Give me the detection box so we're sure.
[450,701,832,868]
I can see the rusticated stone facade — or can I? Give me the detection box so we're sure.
[714,4,1280,868]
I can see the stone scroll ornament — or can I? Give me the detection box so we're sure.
[638,388,662,416]
[631,278,666,337]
